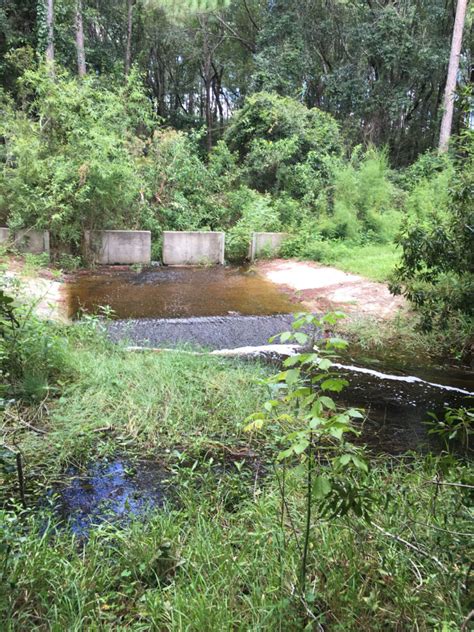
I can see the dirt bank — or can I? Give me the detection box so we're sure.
[3,260,69,322]
[256,259,406,319]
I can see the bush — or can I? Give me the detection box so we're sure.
[391,98,474,339]
[322,147,400,243]
[0,66,153,248]
[226,188,281,260]
[225,92,342,196]
[0,285,70,403]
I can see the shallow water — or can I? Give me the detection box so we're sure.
[50,459,169,536]
[66,266,298,319]
[68,266,473,454]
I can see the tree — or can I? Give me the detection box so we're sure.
[439,0,469,152]
[125,0,135,76]
[75,0,86,77]
[391,89,474,344]
[45,0,55,68]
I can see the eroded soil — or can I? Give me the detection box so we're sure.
[256,259,406,319]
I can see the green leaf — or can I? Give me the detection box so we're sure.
[293,439,310,454]
[285,368,300,385]
[318,358,332,371]
[347,408,364,419]
[319,396,336,410]
[321,378,348,392]
[313,475,332,499]
[294,332,308,345]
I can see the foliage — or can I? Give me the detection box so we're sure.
[0,282,70,403]
[0,331,472,629]
[225,92,342,195]
[225,187,281,260]
[391,101,474,331]
[322,147,400,243]
[426,406,473,453]
[245,312,371,594]
[0,66,153,248]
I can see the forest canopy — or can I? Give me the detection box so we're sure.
[0,0,472,330]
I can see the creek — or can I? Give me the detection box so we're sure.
[57,266,473,532]
[65,265,473,452]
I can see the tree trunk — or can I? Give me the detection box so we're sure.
[438,0,468,153]
[45,0,54,68]
[125,0,134,76]
[75,0,86,77]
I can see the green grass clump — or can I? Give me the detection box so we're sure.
[1,454,471,630]
[1,331,472,629]
[327,243,400,282]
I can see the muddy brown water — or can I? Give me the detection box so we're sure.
[66,265,299,319]
[54,266,473,533]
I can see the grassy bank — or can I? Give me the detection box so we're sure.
[325,243,400,282]
[1,330,472,630]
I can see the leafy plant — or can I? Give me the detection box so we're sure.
[245,312,372,599]
[426,406,473,452]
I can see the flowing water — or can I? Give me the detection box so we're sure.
[57,266,473,530]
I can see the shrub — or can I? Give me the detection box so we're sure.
[226,188,281,260]
[225,92,342,195]
[0,284,70,403]
[0,66,153,248]
[323,147,400,243]
[391,99,474,338]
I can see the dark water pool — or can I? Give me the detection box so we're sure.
[66,266,298,319]
[49,459,170,536]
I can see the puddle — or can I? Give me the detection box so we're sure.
[66,266,298,319]
[50,459,170,536]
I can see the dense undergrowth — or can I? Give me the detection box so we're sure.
[1,308,472,630]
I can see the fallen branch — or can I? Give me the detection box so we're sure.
[427,480,474,490]
[371,522,447,571]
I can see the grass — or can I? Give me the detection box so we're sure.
[324,243,400,282]
[1,327,472,630]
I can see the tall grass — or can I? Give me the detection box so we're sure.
[1,453,471,629]
[1,333,471,629]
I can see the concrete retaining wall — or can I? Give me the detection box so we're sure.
[13,229,50,255]
[84,230,151,265]
[162,231,225,265]
[0,228,9,244]
[249,232,288,261]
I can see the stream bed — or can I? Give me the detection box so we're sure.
[56,266,473,531]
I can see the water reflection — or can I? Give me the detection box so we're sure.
[66,266,298,319]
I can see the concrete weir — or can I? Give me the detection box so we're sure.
[13,229,50,255]
[249,232,288,261]
[162,231,225,265]
[84,230,151,265]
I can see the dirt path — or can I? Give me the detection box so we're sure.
[256,259,406,319]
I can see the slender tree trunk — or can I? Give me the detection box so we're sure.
[45,0,55,68]
[125,0,134,76]
[75,0,86,77]
[439,0,468,153]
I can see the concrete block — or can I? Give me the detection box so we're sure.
[162,231,225,265]
[0,228,9,244]
[14,229,50,255]
[84,230,151,265]
[249,232,288,261]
